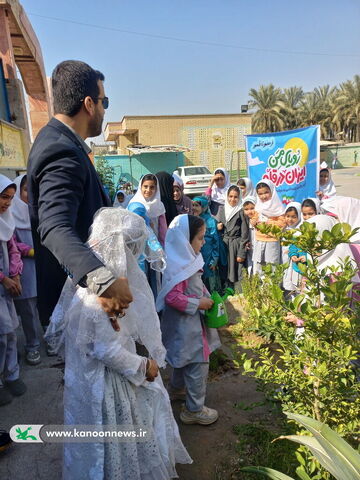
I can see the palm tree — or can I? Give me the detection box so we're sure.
[333,75,360,142]
[281,86,304,130]
[248,84,284,133]
[313,85,338,139]
[298,92,321,127]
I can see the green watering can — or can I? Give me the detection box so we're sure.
[204,287,235,328]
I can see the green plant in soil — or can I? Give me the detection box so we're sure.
[95,156,115,198]
[242,412,360,480]
[233,422,299,479]
[234,221,360,479]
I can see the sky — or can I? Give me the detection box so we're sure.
[20,0,360,141]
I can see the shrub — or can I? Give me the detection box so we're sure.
[236,222,360,479]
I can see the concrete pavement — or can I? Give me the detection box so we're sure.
[332,166,360,198]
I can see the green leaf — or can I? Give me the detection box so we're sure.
[243,359,252,371]
[277,434,340,479]
[285,412,360,480]
[240,466,295,479]
[331,223,343,237]
[295,466,312,480]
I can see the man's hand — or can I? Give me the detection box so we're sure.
[146,359,159,382]
[97,277,133,331]
[2,276,22,297]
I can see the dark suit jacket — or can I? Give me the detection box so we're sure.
[27,117,111,325]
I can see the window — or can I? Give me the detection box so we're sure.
[184,166,211,176]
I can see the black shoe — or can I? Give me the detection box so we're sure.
[0,387,13,406]
[5,379,27,396]
[26,350,41,365]
[0,429,12,452]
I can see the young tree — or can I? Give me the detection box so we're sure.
[95,156,115,199]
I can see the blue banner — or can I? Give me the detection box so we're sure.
[245,126,320,205]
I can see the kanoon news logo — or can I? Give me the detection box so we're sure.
[10,425,150,443]
[10,425,43,443]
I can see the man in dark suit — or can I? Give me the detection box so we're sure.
[27,61,132,350]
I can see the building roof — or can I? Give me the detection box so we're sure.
[126,144,190,154]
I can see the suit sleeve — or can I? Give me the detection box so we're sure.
[36,150,104,285]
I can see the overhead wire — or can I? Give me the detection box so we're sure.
[27,12,360,58]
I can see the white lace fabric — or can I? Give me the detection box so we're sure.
[45,208,191,479]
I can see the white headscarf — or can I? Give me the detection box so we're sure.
[11,174,31,230]
[284,201,302,229]
[113,189,130,209]
[172,172,183,186]
[224,186,242,222]
[321,196,360,243]
[128,176,166,220]
[239,177,255,201]
[255,179,284,217]
[156,214,204,312]
[211,168,231,204]
[242,195,256,206]
[319,168,336,198]
[0,174,16,242]
[306,215,359,282]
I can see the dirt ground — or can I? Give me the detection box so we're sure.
[165,298,274,480]
[169,365,271,480]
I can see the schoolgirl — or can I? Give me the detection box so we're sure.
[156,214,221,425]
[204,168,231,217]
[237,177,255,202]
[128,174,167,245]
[192,196,220,292]
[317,166,336,200]
[172,174,193,215]
[127,202,166,275]
[12,174,42,365]
[218,186,249,289]
[0,174,26,405]
[251,179,286,274]
[242,195,257,275]
[156,171,178,226]
[282,202,304,294]
[113,189,130,208]
[301,198,320,221]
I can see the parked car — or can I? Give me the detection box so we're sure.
[173,165,212,196]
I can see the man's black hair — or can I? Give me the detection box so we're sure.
[52,60,105,117]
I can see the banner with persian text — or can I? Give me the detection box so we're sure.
[245,125,320,205]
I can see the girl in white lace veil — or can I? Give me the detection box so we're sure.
[45,207,192,480]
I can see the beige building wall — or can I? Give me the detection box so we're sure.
[105,114,252,172]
